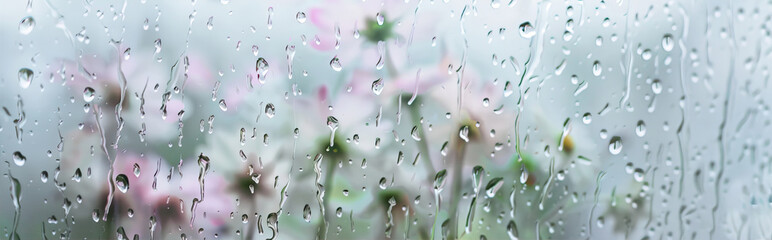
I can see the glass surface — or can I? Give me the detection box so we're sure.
[0,0,765,239]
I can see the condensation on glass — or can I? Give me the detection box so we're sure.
[0,0,764,239]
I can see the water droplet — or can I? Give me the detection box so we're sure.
[123,48,131,60]
[83,87,96,103]
[218,99,228,111]
[484,177,504,198]
[635,121,646,137]
[18,68,33,89]
[336,207,343,217]
[506,220,519,240]
[327,116,339,146]
[133,163,141,177]
[651,79,662,94]
[633,168,645,182]
[330,56,342,71]
[459,126,470,142]
[256,57,269,79]
[411,126,421,141]
[376,12,385,25]
[662,34,674,52]
[265,103,275,118]
[303,204,311,222]
[19,16,35,35]
[372,78,384,95]
[206,16,214,30]
[592,61,602,76]
[518,22,535,38]
[582,113,592,124]
[379,177,388,189]
[608,136,622,155]
[116,174,130,193]
[641,49,652,60]
[12,151,26,166]
[296,12,307,23]
[433,170,448,193]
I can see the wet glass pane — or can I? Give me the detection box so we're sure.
[0,0,764,239]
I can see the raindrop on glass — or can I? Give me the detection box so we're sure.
[19,16,35,35]
[330,56,342,71]
[608,136,622,155]
[12,151,26,166]
[116,174,130,193]
[83,87,96,103]
[518,22,535,38]
[18,68,33,89]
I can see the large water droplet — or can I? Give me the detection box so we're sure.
[518,22,535,38]
[592,61,602,76]
[662,34,674,52]
[218,99,228,111]
[303,204,311,222]
[484,177,504,198]
[265,103,276,118]
[83,87,96,103]
[296,12,307,23]
[459,126,470,142]
[256,58,269,76]
[608,136,623,155]
[433,170,448,193]
[651,79,662,94]
[19,16,35,35]
[635,121,646,137]
[372,78,384,95]
[12,151,26,166]
[18,68,33,89]
[330,56,342,71]
[116,174,130,193]
[379,177,388,189]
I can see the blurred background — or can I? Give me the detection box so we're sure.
[1,0,770,239]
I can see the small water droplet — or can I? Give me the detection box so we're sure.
[133,163,141,177]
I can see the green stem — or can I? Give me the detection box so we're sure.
[407,98,436,179]
[315,156,336,240]
[447,141,467,240]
